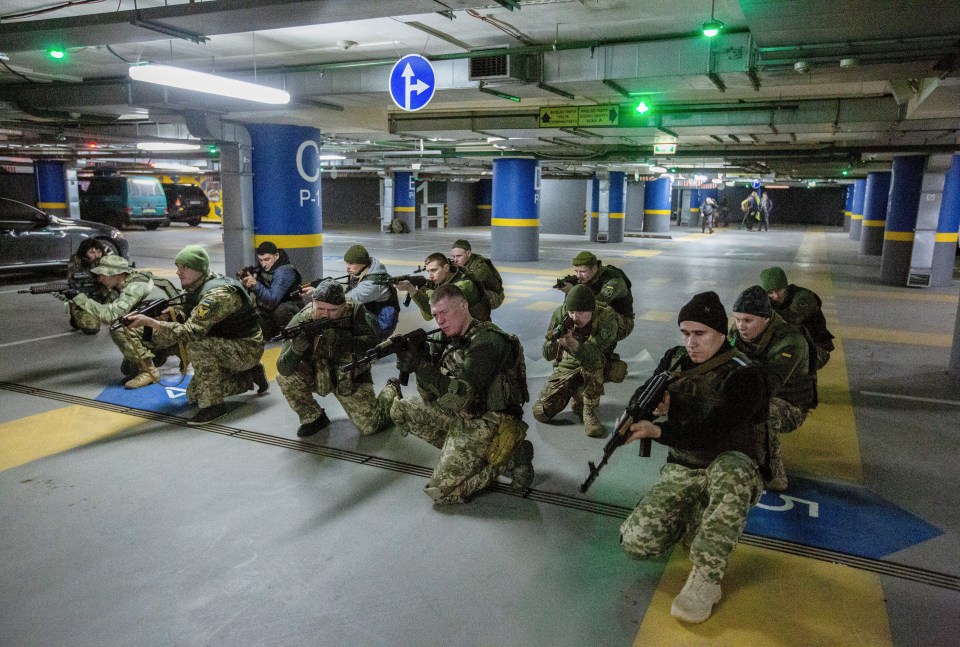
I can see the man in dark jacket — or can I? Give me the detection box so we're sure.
[239,241,303,340]
[620,291,769,624]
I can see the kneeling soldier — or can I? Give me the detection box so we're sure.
[276,279,393,438]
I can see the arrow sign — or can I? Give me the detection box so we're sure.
[389,55,436,112]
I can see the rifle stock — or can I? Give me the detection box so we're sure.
[579,371,671,494]
[553,274,578,291]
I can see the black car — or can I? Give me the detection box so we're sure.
[0,197,129,272]
[162,183,210,226]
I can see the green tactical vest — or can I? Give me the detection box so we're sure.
[185,274,261,340]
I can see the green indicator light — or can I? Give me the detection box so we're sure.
[48,49,66,60]
[841,169,849,176]
[635,100,650,114]
[702,20,723,38]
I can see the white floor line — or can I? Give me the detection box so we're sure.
[0,332,76,348]
[859,390,960,406]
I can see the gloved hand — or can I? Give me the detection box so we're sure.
[290,332,312,354]
[62,288,80,300]
[395,330,429,374]
[53,292,72,303]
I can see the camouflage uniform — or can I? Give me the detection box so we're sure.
[66,251,114,334]
[72,270,179,369]
[462,253,505,310]
[581,264,635,341]
[620,344,769,584]
[275,302,391,435]
[410,266,490,323]
[534,303,618,420]
[153,273,263,409]
[388,321,528,504]
[731,312,817,486]
[771,284,834,369]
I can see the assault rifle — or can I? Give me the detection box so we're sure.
[236,265,259,281]
[297,274,350,299]
[270,316,341,342]
[547,315,574,341]
[112,293,187,342]
[371,266,427,306]
[339,327,440,384]
[579,370,673,494]
[553,274,578,291]
[18,271,99,296]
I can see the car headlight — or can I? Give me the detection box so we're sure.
[111,230,124,239]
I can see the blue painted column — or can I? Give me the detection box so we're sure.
[849,179,866,240]
[392,171,416,233]
[842,184,854,231]
[607,171,625,243]
[859,171,892,256]
[588,176,600,242]
[491,158,540,261]
[34,160,69,218]
[642,177,672,233]
[880,155,927,285]
[688,188,701,228]
[931,154,960,287]
[247,124,324,281]
[477,178,492,225]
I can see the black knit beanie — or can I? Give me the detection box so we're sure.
[677,291,728,334]
[733,285,772,318]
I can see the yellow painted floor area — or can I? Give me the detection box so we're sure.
[633,229,885,644]
[0,406,144,472]
[633,546,892,647]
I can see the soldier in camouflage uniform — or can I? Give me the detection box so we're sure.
[532,284,619,438]
[730,285,818,492]
[760,266,835,369]
[66,237,113,334]
[382,283,534,504]
[276,279,393,438]
[127,245,267,425]
[559,251,635,342]
[397,252,490,323]
[450,239,505,311]
[61,254,181,388]
[620,291,769,624]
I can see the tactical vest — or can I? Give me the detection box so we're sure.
[430,266,489,321]
[465,254,504,298]
[185,274,261,339]
[778,285,834,352]
[665,347,769,470]
[587,264,634,318]
[433,321,527,416]
[740,315,818,411]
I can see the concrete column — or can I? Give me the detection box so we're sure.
[392,171,416,233]
[880,156,927,285]
[219,141,255,277]
[688,188,701,228]
[859,171,892,256]
[446,182,477,227]
[33,160,69,218]
[588,174,601,242]
[477,178,492,225]
[843,184,854,231]
[607,171,625,243]
[246,124,324,281]
[491,158,540,262]
[642,177,672,233]
[849,179,866,240]
[930,154,960,287]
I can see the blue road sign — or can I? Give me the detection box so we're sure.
[389,55,436,112]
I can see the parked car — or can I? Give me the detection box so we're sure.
[162,183,210,226]
[0,197,129,272]
[80,175,169,230]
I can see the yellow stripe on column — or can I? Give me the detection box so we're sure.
[884,231,915,241]
[491,218,539,227]
[935,232,959,243]
[862,219,886,227]
[37,202,67,209]
[590,211,599,219]
[393,206,415,213]
[851,214,863,220]
[254,233,323,248]
[644,209,671,215]
[609,212,624,219]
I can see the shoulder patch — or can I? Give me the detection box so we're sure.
[780,351,793,358]
[194,298,214,320]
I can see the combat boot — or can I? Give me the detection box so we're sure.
[766,439,788,491]
[509,439,535,491]
[124,365,160,389]
[671,566,722,623]
[532,400,551,424]
[583,399,605,438]
[571,393,584,420]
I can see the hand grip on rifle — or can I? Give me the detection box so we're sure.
[578,371,672,494]
[111,294,185,342]
[270,316,338,342]
[546,315,574,341]
[552,274,578,291]
[339,327,438,382]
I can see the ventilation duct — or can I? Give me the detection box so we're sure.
[468,53,540,83]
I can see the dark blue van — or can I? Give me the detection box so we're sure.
[80,176,170,230]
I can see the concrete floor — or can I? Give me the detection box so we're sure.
[1,221,958,646]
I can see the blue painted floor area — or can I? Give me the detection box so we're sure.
[95,374,193,415]
[749,476,943,559]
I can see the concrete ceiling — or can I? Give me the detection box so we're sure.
[0,0,958,182]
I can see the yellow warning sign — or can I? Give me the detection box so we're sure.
[578,104,620,126]
[538,106,578,128]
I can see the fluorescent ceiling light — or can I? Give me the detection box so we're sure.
[129,64,290,105]
[137,142,201,152]
[318,154,347,160]
[151,162,202,172]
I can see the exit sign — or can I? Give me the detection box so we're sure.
[653,143,677,154]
